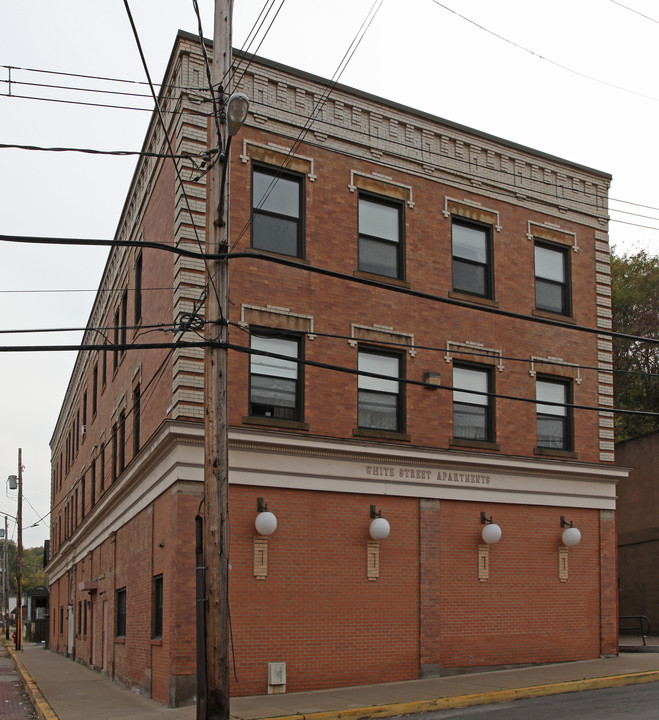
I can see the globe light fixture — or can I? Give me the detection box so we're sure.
[480,511,502,544]
[369,505,390,540]
[561,516,581,547]
[255,498,277,536]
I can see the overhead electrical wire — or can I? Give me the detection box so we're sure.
[228,321,659,378]
[430,0,659,104]
[232,0,385,250]
[0,77,180,101]
[50,288,209,511]
[228,0,288,92]
[1,235,656,346]
[609,0,659,25]
[0,141,211,160]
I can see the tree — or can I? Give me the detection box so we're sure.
[611,249,659,441]
[0,542,46,594]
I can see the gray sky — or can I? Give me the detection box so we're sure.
[1,0,657,548]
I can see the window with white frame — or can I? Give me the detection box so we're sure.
[535,241,570,315]
[357,349,402,432]
[358,194,403,279]
[536,377,572,450]
[252,166,303,257]
[452,219,493,298]
[452,364,493,442]
[249,331,302,421]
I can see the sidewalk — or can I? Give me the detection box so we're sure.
[6,638,659,720]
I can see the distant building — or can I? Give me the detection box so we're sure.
[617,430,659,630]
[46,31,624,707]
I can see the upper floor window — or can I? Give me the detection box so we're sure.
[134,252,143,325]
[133,383,141,457]
[536,377,572,451]
[252,166,303,257]
[452,219,493,298]
[535,241,570,315]
[92,363,98,417]
[249,331,302,421]
[452,364,493,442]
[358,195,403,279]
[357,349,403,432]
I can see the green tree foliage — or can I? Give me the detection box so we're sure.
[0,542,46,594]
[611,249,659,441]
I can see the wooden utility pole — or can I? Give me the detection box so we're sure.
[16,448,23,652]
[203,1,233,718]
[3,516,7,639]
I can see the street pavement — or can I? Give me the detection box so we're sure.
[0,640,36,719]
[4,637,659,720]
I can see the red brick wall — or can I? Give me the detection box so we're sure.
[226,130,603,464]
[430,501,602,668]
[227,486,419,695]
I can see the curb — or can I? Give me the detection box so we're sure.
[248,670,659,720]
[1,639,59,720]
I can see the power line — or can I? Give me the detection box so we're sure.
[0,142,213,160]
[430,0,659,104]
[229,321,658,378]
[0,77,180,101]
[1,235,656,345]
[228,339,659,418]
[232,0,386,250]
[609,0,659,25]
[0,92,194,114]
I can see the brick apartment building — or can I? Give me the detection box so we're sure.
[46,31,626,706]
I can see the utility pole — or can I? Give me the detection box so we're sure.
[3,516,7,640]
[203,1,233,718]
[16,448,23,652]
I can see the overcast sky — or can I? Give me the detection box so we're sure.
[1,0,657,548]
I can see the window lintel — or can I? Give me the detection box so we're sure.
[349,323,415,357]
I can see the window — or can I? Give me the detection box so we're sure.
[358,195,403,279]
[134,252,143,324]
[82,391,87,434]
[118,410,126,475]
[252,166,303,257]
[535,241,570,315]
[358,350,402,432]
[91,455,96,507]
[153,575,163,639]
[111,423,117,483]
[452,365,493,442]
[452,219,493,298]
[536,377,572,450]
[116,588,126,637]
[100,441,105,492]
[249,332,302,421]
[120,291,128,350]
[133,383,141,456]
[113,308,119,371]
[92,363,98,416]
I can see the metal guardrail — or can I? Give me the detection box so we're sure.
[619,615,652,645]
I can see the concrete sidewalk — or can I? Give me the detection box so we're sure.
[7,639,659,720]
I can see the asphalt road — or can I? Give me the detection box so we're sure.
[397,681,659,720]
